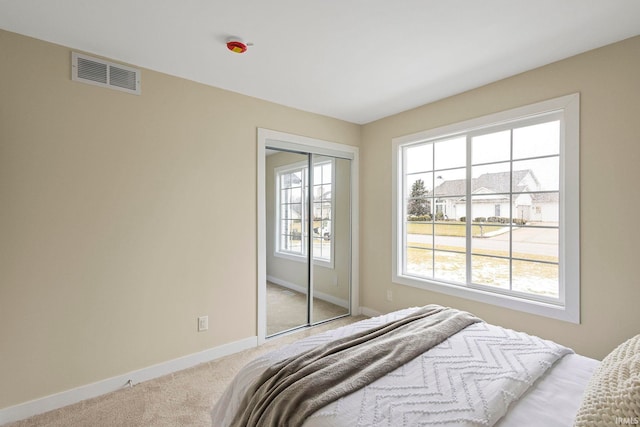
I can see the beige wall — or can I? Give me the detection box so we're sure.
[360,35,640,360]
[0,30,360,409]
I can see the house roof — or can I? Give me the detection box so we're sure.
[531,192,559,203]
[432,170,539,197]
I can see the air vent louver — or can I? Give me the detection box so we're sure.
[72,52,141,95]
[109,66,137,91]
[77,57,107,84]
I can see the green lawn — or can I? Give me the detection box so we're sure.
[406,221,505,238]
[406,242,557,263]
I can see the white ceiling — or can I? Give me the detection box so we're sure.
[1,1,640,124]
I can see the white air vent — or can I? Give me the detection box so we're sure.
[72,52,141,95]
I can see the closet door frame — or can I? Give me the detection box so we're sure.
[257,128,359,344]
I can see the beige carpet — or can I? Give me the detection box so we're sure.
[5,315,365,427]
[267,282,349,336]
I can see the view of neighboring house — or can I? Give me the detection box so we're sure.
[430,170,559,223]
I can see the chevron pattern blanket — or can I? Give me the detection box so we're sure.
[211,307,573,427]
[230,305,481,427]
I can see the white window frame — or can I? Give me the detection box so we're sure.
[392,93,580,323]
[274,158,335,268]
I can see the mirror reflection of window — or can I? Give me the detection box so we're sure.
[274,158,334,264]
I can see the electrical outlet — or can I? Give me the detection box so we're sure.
[386,289,393,301]
[198,316,208,332]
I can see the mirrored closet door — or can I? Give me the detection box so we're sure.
[264,147,351,337]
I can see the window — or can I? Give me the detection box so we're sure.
[392,94,580,323]
[276,159,334,265]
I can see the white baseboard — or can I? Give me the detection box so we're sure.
[267,275,349,309]
[0,336,257,425]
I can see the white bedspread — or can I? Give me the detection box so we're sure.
[212,308,578,427]
[495,353,599,427]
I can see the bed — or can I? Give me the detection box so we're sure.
[211,305,639,427]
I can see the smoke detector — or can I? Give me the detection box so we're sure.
[226,37,251,54]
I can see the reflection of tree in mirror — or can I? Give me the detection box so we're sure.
[408,179,431,218]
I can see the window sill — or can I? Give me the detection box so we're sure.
[274,251,334,269]
[392,273,579,324]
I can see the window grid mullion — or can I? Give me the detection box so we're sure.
[465,135,472,285]
[432,143,436,278]
[509,129,514,291]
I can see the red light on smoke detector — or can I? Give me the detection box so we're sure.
[226,40,248,54]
